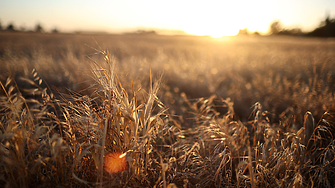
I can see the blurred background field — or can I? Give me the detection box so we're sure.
[1,33,335,122]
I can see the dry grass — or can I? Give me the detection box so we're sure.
[1,33,335,187]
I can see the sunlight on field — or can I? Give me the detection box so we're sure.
[1,33,335,187]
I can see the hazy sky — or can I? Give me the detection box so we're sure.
[1,0,335,37]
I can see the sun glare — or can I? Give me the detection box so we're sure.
[104,152,128,174]
[174,1,259,37]
[100,0,275,37]
[182,17,241,38]
[186,27,239,38]
[184,21,241,38]
[211,27,239,37]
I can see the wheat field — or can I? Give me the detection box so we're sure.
[1,33,335,187]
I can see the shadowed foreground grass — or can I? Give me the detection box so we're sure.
[1,34,335,187]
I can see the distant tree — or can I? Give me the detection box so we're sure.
[323,14,335,37]
[277,28,303,36]
[0,20,2,31]
[268,20,304,36]
[289,28,302,35]
[237,28,249,35]
[6,23,15,32]
[35,23,44,33]
[308,14,335,37]
[136,30,157,35]
[269,20,282,35]
[51,28,59,34]
[253,31,260,36]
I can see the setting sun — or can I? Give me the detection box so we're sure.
[183,21,240,37]
[168,1,258,37]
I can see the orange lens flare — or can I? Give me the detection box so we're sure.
[104,152,128,174]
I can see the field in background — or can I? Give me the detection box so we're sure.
[1,33,335,187]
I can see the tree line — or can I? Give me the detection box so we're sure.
[268,14,335,37]
[238,14,335,37]
[0,21,58,34]
[1,15,335,37]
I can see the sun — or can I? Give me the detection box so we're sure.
[158,1,273,38]
[208,28,240,38]
[210,27,240,37]
[175,2,248,37]
[184,23,240,38]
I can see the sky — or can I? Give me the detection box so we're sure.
[1,0,335,37]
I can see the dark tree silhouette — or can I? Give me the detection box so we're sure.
[136,30,157,35]
[322,14,335,37]
[6,23,15,32]
[277,28,303,35]
[308,14,335,37]
[268,20,304,36]
[51,28,59,34]
[35,23,44,33]
[269,20,282,35]
[253,31,260,35]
